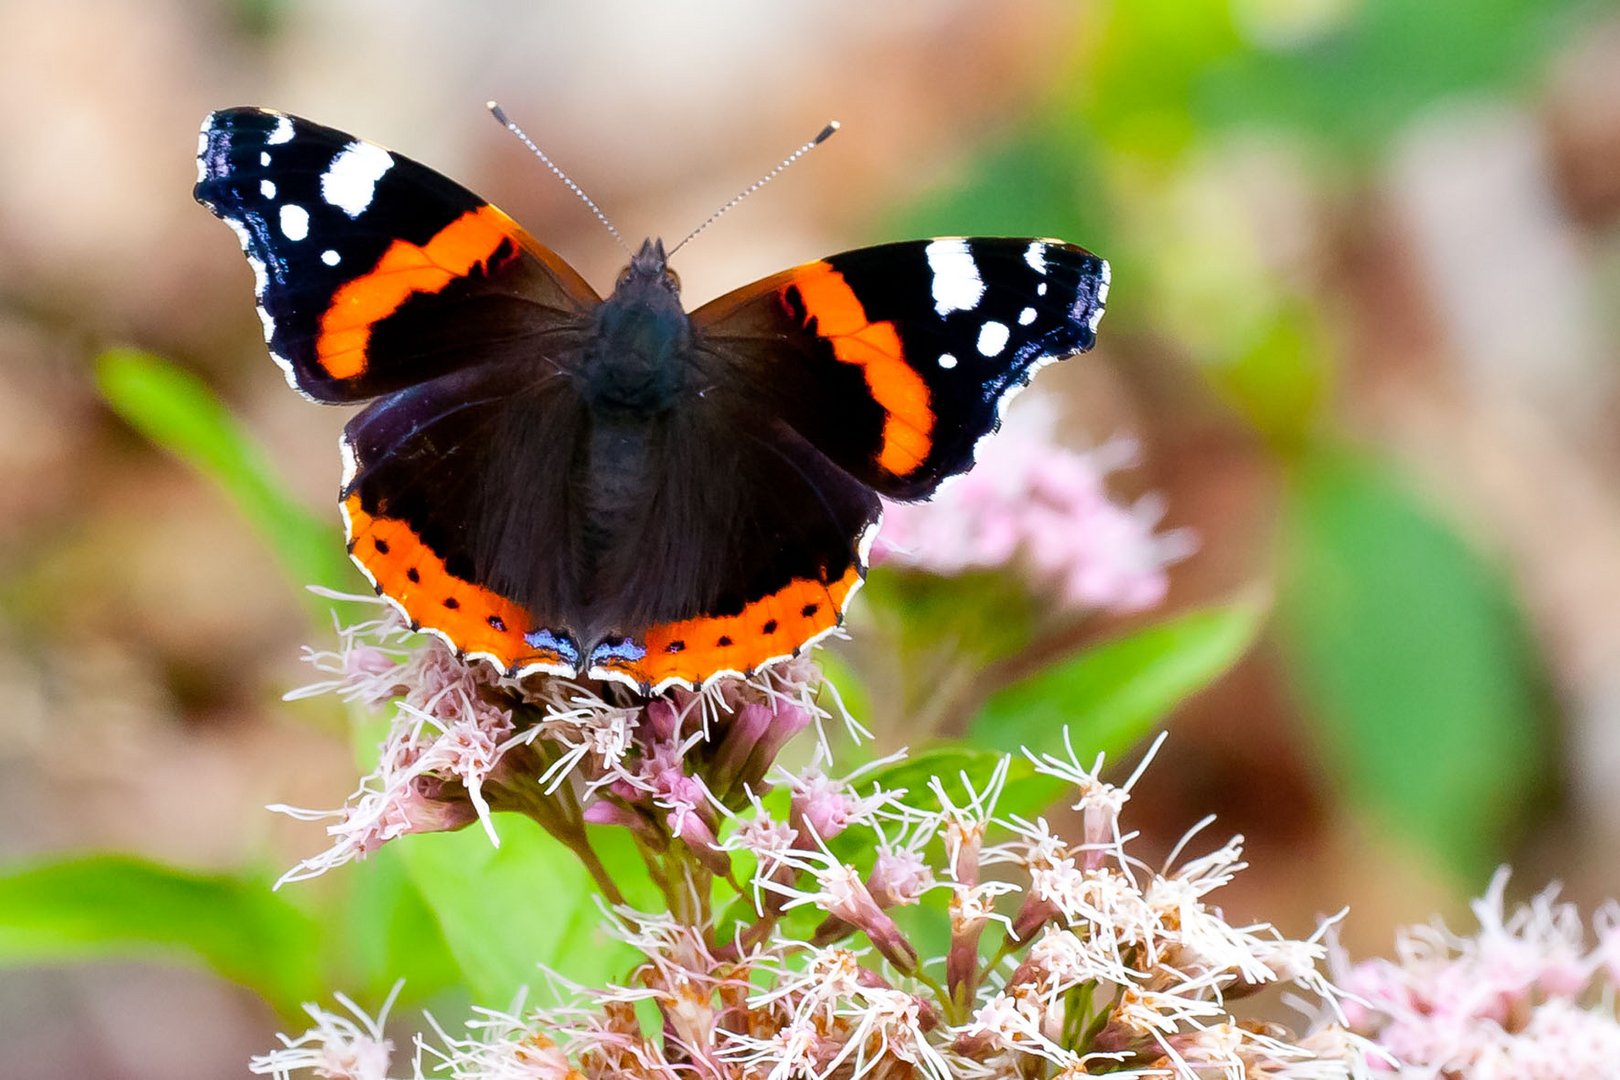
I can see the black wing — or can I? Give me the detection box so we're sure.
[195,107,600,402]
[691,238,1108,500]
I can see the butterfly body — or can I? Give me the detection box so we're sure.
[195,107,1110,692]
[581,238,690,414]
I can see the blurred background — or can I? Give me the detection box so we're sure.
[4,0,1620,1075]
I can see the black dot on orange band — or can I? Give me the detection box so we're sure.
[406,567,421,583]
[444,597,459,609]
[782,284,806,324]
[666,640,685,653]
[801,603,819,617]
[762,619,778,634]
[374,538,390,554]
[488,614,507,632]
[717,635,733,647]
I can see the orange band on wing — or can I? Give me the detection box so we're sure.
[785,263,933,476]
[317,205,522,379]
[342,493,577,674]
[591,564,863,690]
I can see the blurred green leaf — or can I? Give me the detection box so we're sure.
[1080,1,1244,161]
[398,821,635,1005]
[891,126,1116,255]
[969,603,1264,757]
[1076,0,1589,162]
[583,825,664,913]
[1197,0,1591,158]
[0,855,324,1016]
[95,347,356,604]
[855,745,1005,813]
[341,846,462,1004]
[1278,449,1548,880]
[863,570,1043,668]
[1209,301,1331,453]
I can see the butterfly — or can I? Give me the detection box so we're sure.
[194,106,1109,693]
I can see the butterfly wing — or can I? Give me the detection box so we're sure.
[194,107,600,402]
[692,238,1108,500]
[577,397,881,692]
[343,358,880,692]
[341,360,594,677]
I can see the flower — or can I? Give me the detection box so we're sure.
[270,596,846,889]
[262,736,1374,1079]
[249,982,401,1080]
[1336,867,1620,1078]
[873,399,1195,614]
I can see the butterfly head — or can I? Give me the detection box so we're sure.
[616,237,681,296]
[587,238,689,412]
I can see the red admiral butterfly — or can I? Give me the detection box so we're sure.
[194,106,1109,693]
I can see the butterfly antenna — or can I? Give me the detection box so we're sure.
[486,101,631,255]
[666,120,841,257]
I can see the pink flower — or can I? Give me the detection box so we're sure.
[249,983,400,1080]
[1337,868,1620,1077]
[866,847,936,909]
[874,400,1194,614]
[785,753,904,843]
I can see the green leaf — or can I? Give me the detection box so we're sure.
[855,745,1006,814]
[398,820,636,1005]
[95,347,356,603]
[1196,0,1591,159]
[1074,0,1591,162]
[340,846,463,1004]
[1278,449,1548,881]
[0,855,324,1016]
[969,603,1264,758]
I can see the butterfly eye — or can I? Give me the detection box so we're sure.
[663,268,681,291]
[616,267,633,289]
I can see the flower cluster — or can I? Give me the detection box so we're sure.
[874,400,1194,614]
[272,595,836,896]
[1336,868,1620,1078]
[256,730,1375,1079]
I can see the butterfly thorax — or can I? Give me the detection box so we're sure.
[579,238,690,416]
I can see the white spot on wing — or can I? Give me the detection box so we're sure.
[1089,259,1111,334]
[246,254,268,297]
[260,179,276,199]
[1025,241,1048,274]
[339,435,359,489]
[260,151,271,167]
[279,203,309,241]
[322,141,394,218]
[977,321,1009,356]
[194,117,210,184]
[1037,282,1048,296]
[257,306,276,342]
[925,239,984,316]
[938,352,958,369]
[1019,307,1036,325]
[267,115,295,145]
[321,249,341,266]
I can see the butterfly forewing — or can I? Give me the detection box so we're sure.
[693,238,1108,500]
[194,107,599,402]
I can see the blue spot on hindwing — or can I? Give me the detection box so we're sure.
[524,628,581,667]
[588,636,647,666]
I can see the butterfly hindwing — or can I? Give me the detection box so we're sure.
[195,107,600,402]
[341,361,592,677]
[693,238,1108,500]
[341,357,880,693]
[577,398,882,692]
